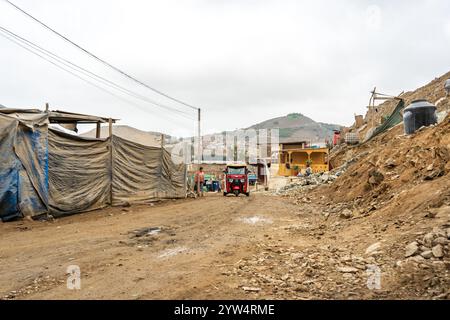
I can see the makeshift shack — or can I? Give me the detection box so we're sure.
[0,108,186,221]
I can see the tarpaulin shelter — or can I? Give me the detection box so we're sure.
[365,99,406,142]
[0,108,187,222]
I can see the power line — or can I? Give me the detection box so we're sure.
[0,28,195,127]
[0,26,194,120]
[4,0,199,111]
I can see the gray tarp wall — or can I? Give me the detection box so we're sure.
[112,135,186,206]
[1,112,186,220]
[48,129,110,216]
[47,128,186,217]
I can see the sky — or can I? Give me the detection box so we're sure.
[1,0,449,137]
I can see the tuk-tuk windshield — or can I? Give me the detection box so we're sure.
[227,167,246,175]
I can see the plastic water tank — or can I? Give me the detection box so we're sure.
[403,99,437,134]
[445,79,450,93]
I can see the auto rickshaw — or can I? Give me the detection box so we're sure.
[223,163,250,197]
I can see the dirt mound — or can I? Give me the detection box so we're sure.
[276,107,450,298]
[328,115,450,208]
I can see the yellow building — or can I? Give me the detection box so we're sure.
[278,142,329,176]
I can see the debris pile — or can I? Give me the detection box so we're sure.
[403,225,450,260]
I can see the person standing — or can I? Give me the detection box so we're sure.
[194,167,205,197]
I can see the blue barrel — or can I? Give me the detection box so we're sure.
[403,99,437,135]
[212,181,220,192]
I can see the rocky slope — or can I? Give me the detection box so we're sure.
[266,112,450,299]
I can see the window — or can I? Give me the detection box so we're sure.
[227,167,246,174]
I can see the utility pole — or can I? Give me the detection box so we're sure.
[197,108,201,197]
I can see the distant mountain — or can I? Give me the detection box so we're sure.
[82,114,341,147]
[82,125,171,147]
[247,113,341,143]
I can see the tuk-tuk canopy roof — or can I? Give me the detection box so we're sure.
[226,163,247,168]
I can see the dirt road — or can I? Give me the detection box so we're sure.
[1,192,448,300]
[0,193,297,299]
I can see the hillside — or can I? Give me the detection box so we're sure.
[82,125,165,147]
[247,113,341,143]
[269,71,450,299]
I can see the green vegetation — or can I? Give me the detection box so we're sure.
[287,113,302,120]
[279,128,297,138]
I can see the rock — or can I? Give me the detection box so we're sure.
[405,242,419,258]
[340,209,353,219]
[447,228,450,240]
[423,233,434,247]
[433,237,448,246]
[321,174,329,183]
[384,158,397,168]
[410,255,425,263]
[432,245,444,258]
[368,169,384,186]
[420,250,433,259]
[426,164,434,171]
[243,287,261,292]
[337,266,359,273]
[365,242,382,256]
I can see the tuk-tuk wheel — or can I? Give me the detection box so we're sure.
[223,192,227,196]
[245,192,250,197]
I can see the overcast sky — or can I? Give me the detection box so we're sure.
[1,0,449,137]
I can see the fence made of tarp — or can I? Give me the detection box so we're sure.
[365,99,405,142]
[0,112,187,221]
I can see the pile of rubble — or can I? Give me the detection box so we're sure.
[274,150,369,196]
[275,173,338,195]
[404,225,450,261]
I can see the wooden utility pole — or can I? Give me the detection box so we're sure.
[109,118,113,205]
[197,108,201,197]
[96,122,101,139]
[45,103,49,113]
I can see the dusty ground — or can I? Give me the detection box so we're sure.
[0,193,307,300]
[1,188,448,300]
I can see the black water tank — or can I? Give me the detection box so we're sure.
[403,99,437,134]
[445,79,450,93]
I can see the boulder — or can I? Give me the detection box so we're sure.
[423,233,434,247]
[432,244,444,258]
[420,250,433,259]
[339,209,353,219]
[405,242,419,257]
[365,242,382,256]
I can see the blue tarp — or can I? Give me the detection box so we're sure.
[0,114,48,221]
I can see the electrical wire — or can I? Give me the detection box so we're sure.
[0,25,195,120]
[4,0,199,111]
[0,28,195,127]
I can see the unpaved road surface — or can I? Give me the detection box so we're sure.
[1,193,448,300]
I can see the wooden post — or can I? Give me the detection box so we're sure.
[45,103,49,113]
[109,118,113,138]
[197,108,201,197]
[109,118,113,205]
[160,134,165,148]
[96,122,101,139]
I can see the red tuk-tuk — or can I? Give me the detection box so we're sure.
[223,164,250,197]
